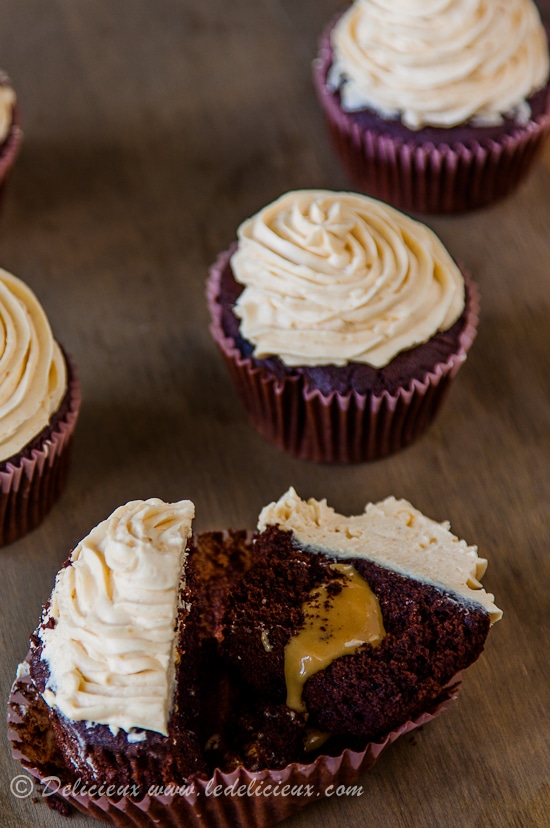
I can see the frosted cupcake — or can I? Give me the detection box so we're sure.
[207,189,478,463]
[0,269,80,545]
[313,0,550,213]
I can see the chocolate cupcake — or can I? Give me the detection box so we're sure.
[10,491,501,826]
[207,189,478,463]
[29,498,206,790]
[313,0,550,213]
[222,488,501,755]
[10,490,498,827]
[0,268,80,545]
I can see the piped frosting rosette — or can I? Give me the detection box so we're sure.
[329,0,549,129]
[313,0,550,212]
[231,191,464,368]
[0,269,80,545]
[207,190,478,463]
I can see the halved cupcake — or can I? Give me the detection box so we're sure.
[222,488,501,760]
[29,498,206,789]
[10,491,501,827]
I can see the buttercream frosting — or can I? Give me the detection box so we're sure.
[258,488,502,622]
[231,190,464,368]
[0,79,15,143]
[40,498,195,735]
[328,0,550,129]
[0,270,67,462]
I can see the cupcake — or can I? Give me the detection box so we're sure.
[313,0,550,213]
[222,488,501,763]
[0,268,80,545]
[0,71,22,202]
[10,491,500,827]
[29,498,206,790]
[207,189,478,463]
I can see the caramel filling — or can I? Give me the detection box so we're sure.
[284,563,386,714]
[304,728,331,753]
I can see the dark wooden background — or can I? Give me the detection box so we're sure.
[1,2,549,826]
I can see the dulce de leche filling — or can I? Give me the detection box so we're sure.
[284,563,385,715]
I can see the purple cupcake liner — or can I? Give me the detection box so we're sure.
[313,21,550,214]
[0,352,81,546]
[8,657,461,828]
[207,248,479,464]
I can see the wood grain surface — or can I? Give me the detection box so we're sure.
[1,2,549,826]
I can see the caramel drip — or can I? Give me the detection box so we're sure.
[304,728,331,753]
[284,563,386,714]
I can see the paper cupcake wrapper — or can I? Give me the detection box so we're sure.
[8,659,461,828]
[313,22,550,214]
[0,352,81,546]
[207,248,479,463]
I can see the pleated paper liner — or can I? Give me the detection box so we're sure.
[313,21,550,214]
[207,248,479,464]
[0,351,81,546]
[8,659,461,828]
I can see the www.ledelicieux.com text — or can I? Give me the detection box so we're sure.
[36,775,364,800]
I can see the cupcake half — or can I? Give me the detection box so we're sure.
[207,189,478,463]
[313,0,550,213]
[222,488,501,761]
[29,498,206,789]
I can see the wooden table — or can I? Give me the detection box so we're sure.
[1,2,549,826]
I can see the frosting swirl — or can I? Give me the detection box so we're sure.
[259,488,502,622]
[0,270,67,462]
[40,499,195,735]
[329,0,550,129]
[231,190,464,368]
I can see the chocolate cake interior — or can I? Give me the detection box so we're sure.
[221,526,490,753]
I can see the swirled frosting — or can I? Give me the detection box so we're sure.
[0,78,15,143]
[259,488,502,622]
[0,270,67,462]
[328,0,550,129]
[230,190,464,368]
[40,499,195,735]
